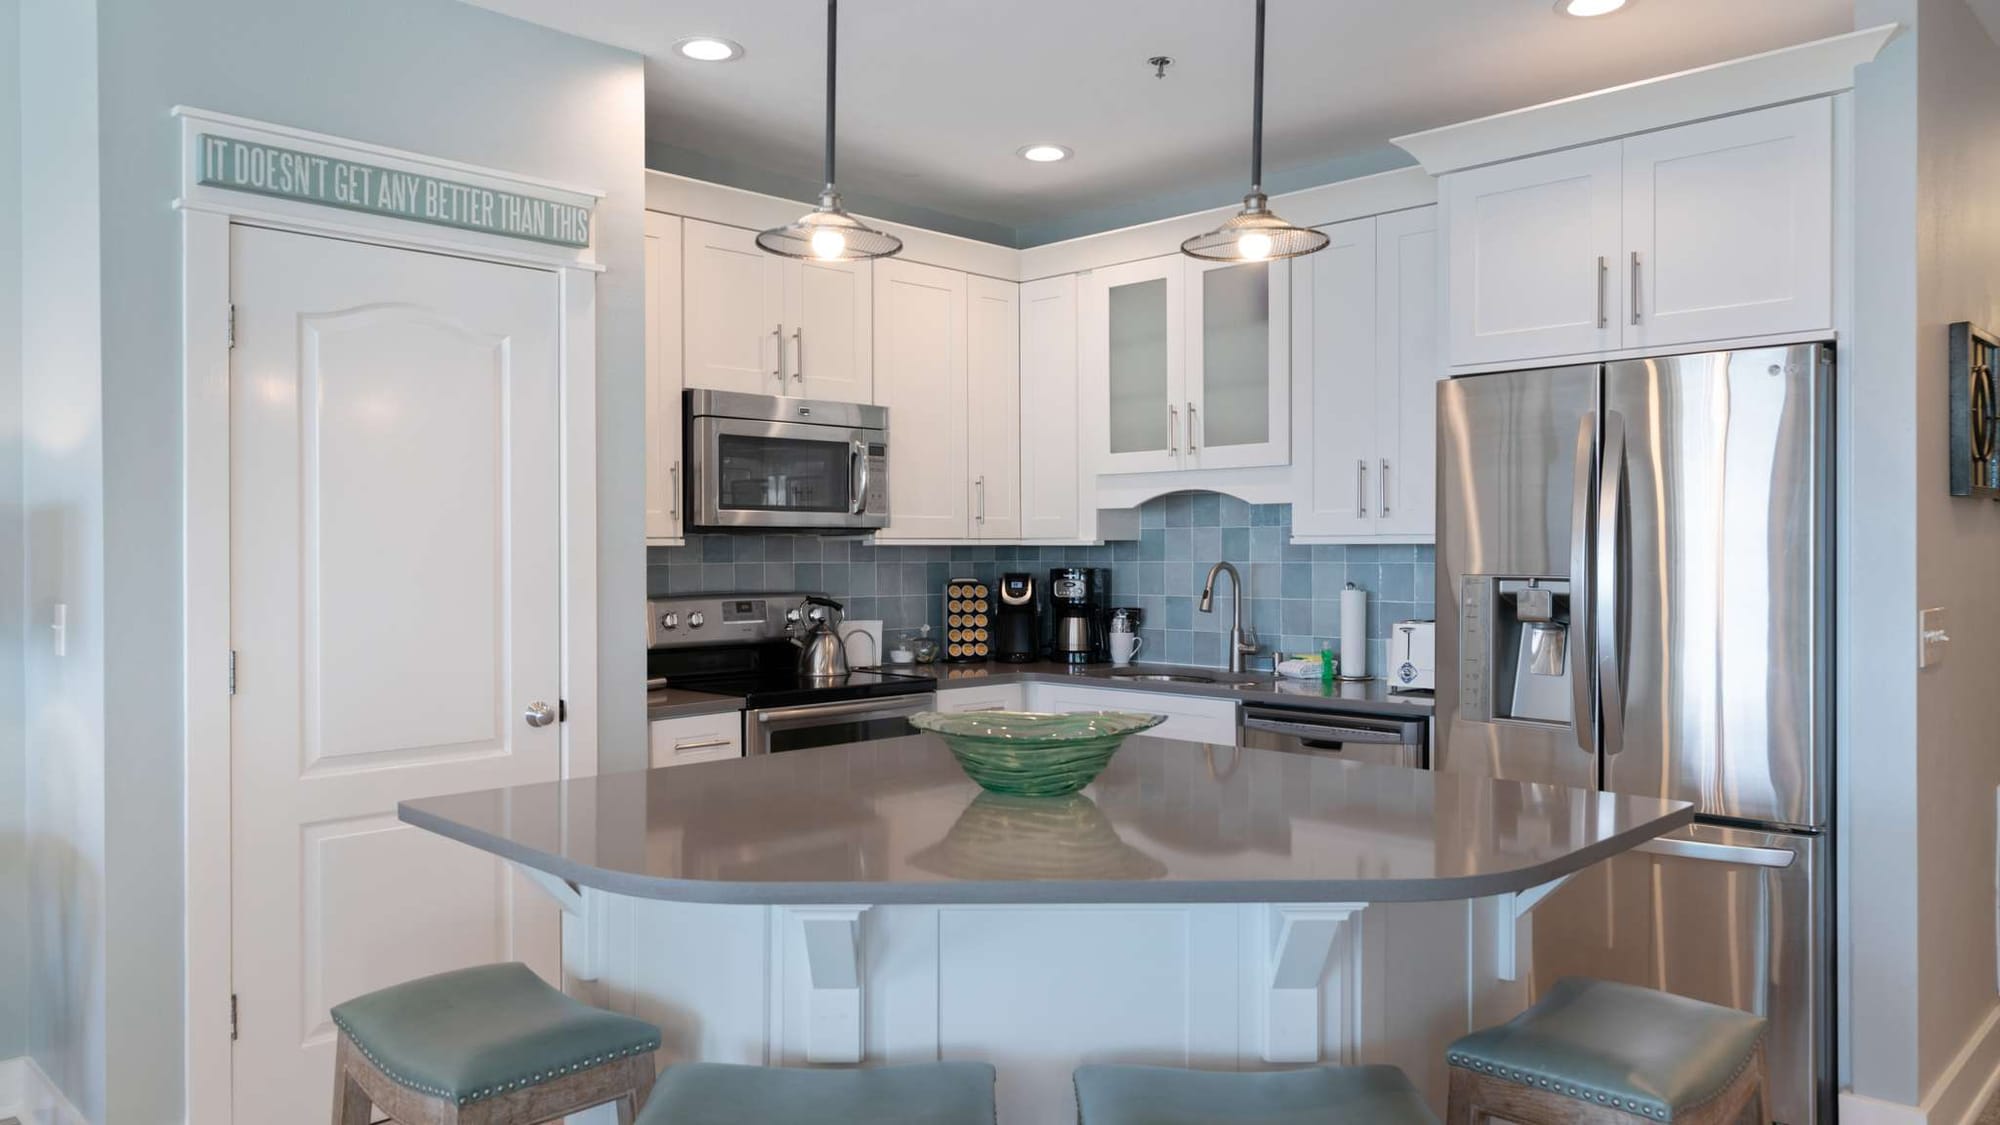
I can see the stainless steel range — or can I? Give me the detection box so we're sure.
[647,593,934,755]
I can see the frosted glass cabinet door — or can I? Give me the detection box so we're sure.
[1186,258,1289,469]
[1094,256,1184,474]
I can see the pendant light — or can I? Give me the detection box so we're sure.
[757,0,902,261]
[1180,0,1327,262]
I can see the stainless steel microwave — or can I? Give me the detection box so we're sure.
[685,389,889,532]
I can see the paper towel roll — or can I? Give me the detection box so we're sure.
[1339,583,1368,680]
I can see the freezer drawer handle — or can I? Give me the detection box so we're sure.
[1634,835,1797,868]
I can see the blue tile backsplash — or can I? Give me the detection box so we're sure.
[647,492,1436,674]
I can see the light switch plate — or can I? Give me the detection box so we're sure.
[1921,607,1950,669]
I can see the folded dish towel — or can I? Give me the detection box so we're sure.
[1275,656,1329,680]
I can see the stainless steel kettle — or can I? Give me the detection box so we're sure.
[787,596,849,679]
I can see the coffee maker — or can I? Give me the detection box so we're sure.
[1047,567,1108,664]
[994,573,1039,663]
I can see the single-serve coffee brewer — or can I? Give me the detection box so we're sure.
[1047,567,1108,664]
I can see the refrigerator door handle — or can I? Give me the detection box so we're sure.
[1597,413,1629,756]
[1569,411,1596,760]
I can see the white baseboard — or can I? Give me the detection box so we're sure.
[1841,1001,2000,1125]
[0,1056,91,1125]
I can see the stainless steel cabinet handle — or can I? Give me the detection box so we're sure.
[1356,460,1368,517]
[524,701,556,728]
[1168,405,1179,454]
[1380,458,1391,516]
[1630,251,1641,326]
[975,476,986,523]
[669,460,680,521]
[1569,412,1597,761]
[1187,401,1198,454]
[672,736,734,752]
[1597,412,1629,757]
[1596,256,1607,329]
[771,323,783,379]
[791,327,804,382]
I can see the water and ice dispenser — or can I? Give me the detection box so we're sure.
[1456,577,1574,726]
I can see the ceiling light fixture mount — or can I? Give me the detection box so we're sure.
[674,36,744,62]
[756,0,902,262]
[1018,144,1072,163]
[1555,0,1630,16]
[1181,0,1327,263]
[1148,55,1174,79]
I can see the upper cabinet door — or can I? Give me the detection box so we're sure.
[967,275,1022,540]
[1621,98,1832,351]
[1091,256,1185,475]
[644,212,685,543]
[1019,275,1081,541]
[1445,141,1623,367]
[873,258,970,540]
[1372,206,1441,539]
[789,257,874,403]
[683,218,785,394]
[1291,216,1379,538]
[1185,258,1290,470]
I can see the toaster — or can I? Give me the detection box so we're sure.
[1390,620,1435,692]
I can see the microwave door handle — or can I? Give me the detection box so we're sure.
[1569,410,1596,761]
[849,438,869,515]
[1597,412,1628,757]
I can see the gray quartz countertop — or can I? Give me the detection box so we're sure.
[401,735,1689,906]
[646,687,745,721]
[871,659,1435,717]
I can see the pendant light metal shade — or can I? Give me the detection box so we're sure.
[1181,0,1326,263]
[758,0,901,261]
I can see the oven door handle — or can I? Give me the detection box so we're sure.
[753,695,932,726]
[1240,715,1418,745]
[849,439,869,516]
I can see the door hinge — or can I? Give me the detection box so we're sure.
[558,699,568,723]
[227,649,237,696]
[230,993,239,1041]
[227,304,236,349]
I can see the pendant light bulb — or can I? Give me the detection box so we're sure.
[756,0,902,261]
[1181,0,1327,262]
[810,228,848,260]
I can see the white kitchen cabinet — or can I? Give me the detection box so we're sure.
[1621,97,1832,351]
[1025,683,1238,745]
[1086,254,1289,477]
[681,217,873,402]
[874,258,971,540]
[645,212,686,545]
[649,711,743,768]
[1019,275,1082,541]
[1442,100,1833,368]
[967,275,1022,540]
[934,683,1028,714]
[1444,142,1624,367]
[1291,207,1440,543]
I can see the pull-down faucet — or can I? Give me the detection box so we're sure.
[1199,561,1260,673]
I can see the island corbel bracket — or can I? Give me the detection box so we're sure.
[1264,903,1367,1064]
[1493,873,1575,982]
[510,864,608,983]
[790,905,871,1064]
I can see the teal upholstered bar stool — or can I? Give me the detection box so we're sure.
[1445,977,1768,1125]
[633,1061,997,1125]
[1074,1063,1441,1124]
[329,962,662,1125]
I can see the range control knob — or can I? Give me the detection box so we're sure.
[659,611,679,631]
[687,611,706,629]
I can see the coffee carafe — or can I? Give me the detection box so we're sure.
[1047,567,1108,664]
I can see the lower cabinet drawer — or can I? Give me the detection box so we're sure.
[1024,684,1238,745]
[933,684,1028,714]
[649,712,743,768]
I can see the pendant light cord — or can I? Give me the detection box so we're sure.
[824,0,838,191]
[1250,0,1265,194]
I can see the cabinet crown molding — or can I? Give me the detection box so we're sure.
[1392,23,1896,176]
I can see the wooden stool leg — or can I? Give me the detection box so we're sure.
[331,1037,374,1125]
[1445,1067,1479,1125]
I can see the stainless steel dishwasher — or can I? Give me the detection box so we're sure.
[1237,702,1429,768]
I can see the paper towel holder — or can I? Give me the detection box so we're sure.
[1338,581,1372,682]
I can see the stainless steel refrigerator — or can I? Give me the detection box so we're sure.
[1436,344,1831,1125]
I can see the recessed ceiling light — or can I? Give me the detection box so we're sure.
[1018,144,1072,163]
[1556,0,1629,15]
[674,36,743,62]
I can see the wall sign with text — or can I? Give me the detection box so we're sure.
[197,133,592,249]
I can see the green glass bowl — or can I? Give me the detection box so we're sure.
[908,710,1166,797]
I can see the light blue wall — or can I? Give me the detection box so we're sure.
[0,0,27,1067]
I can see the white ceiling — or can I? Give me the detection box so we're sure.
[464,0,1853,242]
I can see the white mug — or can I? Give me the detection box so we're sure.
[1110,632,1144,666]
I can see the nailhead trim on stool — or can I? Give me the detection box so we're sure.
[331,1012,659,1106]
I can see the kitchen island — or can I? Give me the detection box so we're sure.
[402,735,1690,1123]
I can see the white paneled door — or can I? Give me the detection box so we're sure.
[228,226,563,1122]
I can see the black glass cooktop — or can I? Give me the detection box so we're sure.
[649,639,932,711]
